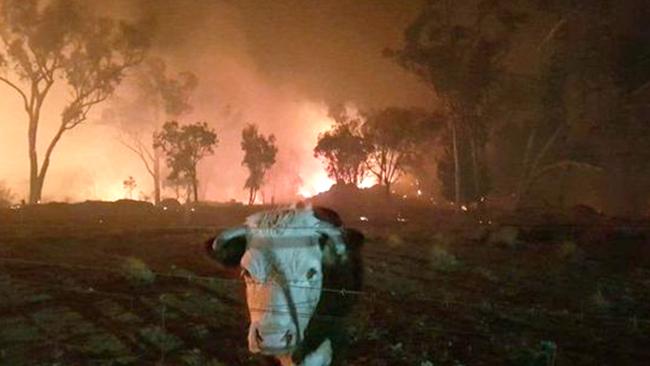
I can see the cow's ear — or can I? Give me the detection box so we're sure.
[205,227,247,267]
[319,228,364,265]
[313,206,343,227]
[344,228,364,252]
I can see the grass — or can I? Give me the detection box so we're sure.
[138,325,184,354]
[0,317,42,343]
[507,340,557,366]
[0,206,649,365]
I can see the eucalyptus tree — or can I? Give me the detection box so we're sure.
[0,0,149,203]
[241,124,278,205]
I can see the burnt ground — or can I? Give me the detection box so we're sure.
[0,202,649,365]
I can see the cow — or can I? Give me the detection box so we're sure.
[205,203,364,366]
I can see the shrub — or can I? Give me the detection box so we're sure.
[138,326,183,354]
[557,241,585,262]
[121,257,156,286]
[591,288,610,309]
[487,226,520,248]
[430,246,461,272]
[387,233,404,247]
[508,340,557,366]
[433,232,455,247]
[0,181,15,208]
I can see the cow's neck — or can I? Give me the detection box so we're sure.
[277,339,333,366]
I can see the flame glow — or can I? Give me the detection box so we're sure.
[294,102,337,198]
[358,176,377,189]
[97,182,129,202]
[294,103,380,198]
[298,171,335,198]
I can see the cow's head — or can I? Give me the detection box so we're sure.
[205,204,364,358]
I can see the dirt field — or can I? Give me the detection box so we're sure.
[0,202,648,365]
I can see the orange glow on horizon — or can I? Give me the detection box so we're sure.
[97,182,130,202]
[298,171,335,198]
[358,176,377,189]
[294,102,378,199]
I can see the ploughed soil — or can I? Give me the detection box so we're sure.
[0,200,648,365]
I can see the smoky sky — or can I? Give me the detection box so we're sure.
[114,0,432,107]
[0,0,433,203]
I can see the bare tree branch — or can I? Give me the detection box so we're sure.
[0,76,29,111]
[118,134,155,177]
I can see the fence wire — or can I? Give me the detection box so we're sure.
[0,255,648,327]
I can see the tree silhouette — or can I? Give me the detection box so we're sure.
[154,121,217,203]
[116,57,198,205]
[0,181,15,208]
[387,0,525,202]
[314,116,368,186]
[122,176,137,199]
[0,0,149,203]
[363,108,431,196]
[241,124,278,205]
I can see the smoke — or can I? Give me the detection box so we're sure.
[0,0,433,203]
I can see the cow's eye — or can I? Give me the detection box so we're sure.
[306,268,318,280]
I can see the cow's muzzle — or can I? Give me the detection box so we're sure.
[249,323,297,355]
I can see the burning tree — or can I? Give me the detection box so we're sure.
[154,121,217,203]
[0,0,149,204]
[314,107,368,186]
[241,124,278,205]
[363,107,430,196]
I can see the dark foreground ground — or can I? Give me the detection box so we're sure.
[0,201,648,365]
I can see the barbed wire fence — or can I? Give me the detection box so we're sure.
[1,255,648,325]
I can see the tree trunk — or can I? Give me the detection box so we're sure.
[153,149,161,205]
[35,124,66,205]
[451,118,461,204]
[28,116,40,204]
[248,187,256,205]
[185,184,191,204]
[515,125,563,207]
[192,174,199,203]
[469,133,480,199]
[515,129,536,204]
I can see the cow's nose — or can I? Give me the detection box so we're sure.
[253,326,296,351]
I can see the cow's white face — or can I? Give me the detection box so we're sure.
[206,205,363,363]
[242,231,325,355]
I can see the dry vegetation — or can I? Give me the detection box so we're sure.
[0,201,649,365]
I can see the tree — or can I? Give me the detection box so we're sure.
[241,124,278,205]
[484,1,647,213]
[0,0,149,203]
[401,111,446,199]
[314,108,368,186]
[163,175,193,202]
[0,181,15,208]
[122,176,137,199]
[387,0,526,203]
[154,121,218,203]
[114,57,198,205]
[363,107,430,196]
[527,0,650,215]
